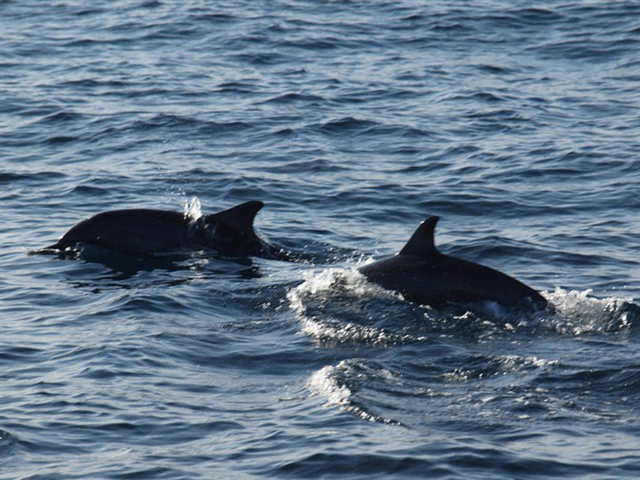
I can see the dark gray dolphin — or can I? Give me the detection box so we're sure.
[359,217,548,309]
[44,201,288,259]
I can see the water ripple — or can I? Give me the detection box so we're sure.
[2,0,639,478]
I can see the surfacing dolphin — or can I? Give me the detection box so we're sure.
[43,200,289,260]
[359,216,548,309]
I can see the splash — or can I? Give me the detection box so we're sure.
[288,266,399,315]
[288,265,637,343]
[183,196,203,221]
[287,267,410,345]
[422,289,637,338]
[542,288,635,335]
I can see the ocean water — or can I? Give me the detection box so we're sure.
[1,0,639,478]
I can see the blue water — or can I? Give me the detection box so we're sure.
[2,1,639,478]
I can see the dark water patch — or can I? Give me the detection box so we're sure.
[509,7,565,24]
[260,92,325,105]
[64,36,140,48]
[464,109,529,122]
[231,51,293,66]
[0,171,67,184]
[0,345,44,363]
[79,367,151,380]
[128,114,252,136]
[0,429,17,462]
[312,117,433,140]
[530,39,637,62]
[274,452,444,477]
[430,22,468,33]
[264,158,348,174]
[443,91,508,103]
[37,111,85,124]
[71,185,109,196]
[72,7,107,17]
[536,366,640,397]
[60,78,130,90]
[319,116,378,133]
[477,64,518,75]
[118,295,195,316]
[110,466,203,479]
[188,12,237,25]
[16,434,94,456]
[42,135,78,146]
[213,81,260,94]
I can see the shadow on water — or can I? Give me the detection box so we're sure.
[29,243,264,284]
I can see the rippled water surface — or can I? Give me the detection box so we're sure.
[2,1,639,478]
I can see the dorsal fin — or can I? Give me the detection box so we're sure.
[399,216,439,257]
[208,201,264,232]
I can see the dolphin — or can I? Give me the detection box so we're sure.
[359,217,548,309]
[43,200,288,259]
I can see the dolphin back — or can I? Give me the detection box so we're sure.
[360,216,549,309]
[46,209,188,254]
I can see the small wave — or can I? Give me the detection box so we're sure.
[529,38,636,62]
[260,92,325,105]
[42,135,78,145]
[0,429,17,461]
[444,354,560,382]
[308,364,352,407]
[465,108,528,122]
[476,64,517,75]
[130,114,251,135]
[188,12,236,24]
[263,158,348,174]
[308,360,399,424]
[38,111,85,124]
[231,51,292,66]
[60,78,128,89]
[72,185,109,196]
[439,91,507,103]
[319,116,379,133]
[315,116,432,138]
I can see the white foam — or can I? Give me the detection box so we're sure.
[288,266,399,311]
[287,266,408,344]
[300,317,408,345]
[498,354,559,371]
[307,363,352,407]
[444,354,559,382]
[544,287,634,335]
